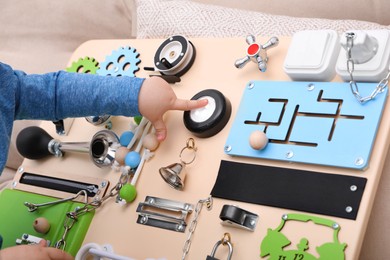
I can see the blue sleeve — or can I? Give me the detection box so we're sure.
[0,62,144,174]
[13,69,144,120]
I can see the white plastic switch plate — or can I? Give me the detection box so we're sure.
[336,30,390,82]
[284,30,340,81]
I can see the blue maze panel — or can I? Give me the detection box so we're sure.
[225,81,388,169]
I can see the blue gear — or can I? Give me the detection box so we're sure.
[97,46,141,77]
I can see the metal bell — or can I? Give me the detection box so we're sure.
[159,162,187,190]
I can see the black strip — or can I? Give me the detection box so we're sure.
[20,172,98,197]
[210,160,367,220]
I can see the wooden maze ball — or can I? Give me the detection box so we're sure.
[249,130,268,150]
[143,133,159,151]
[33,217,50,234]
[115,146,130,165]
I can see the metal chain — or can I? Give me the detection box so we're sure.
[181,196,213,260]
[345,32,390,103]
[54,170,131,250]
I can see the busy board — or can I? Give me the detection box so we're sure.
[7,37,390,260]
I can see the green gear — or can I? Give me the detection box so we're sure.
[66,57,99,74]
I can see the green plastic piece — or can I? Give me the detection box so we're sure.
[0,189,94,257]
[66,57,99,74]
[133,116,143,125]
[119,184,137,203]
[260,213,347,260]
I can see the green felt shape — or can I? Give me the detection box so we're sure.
[260,213,347,260]
[0,189,94,256]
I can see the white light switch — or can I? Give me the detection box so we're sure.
[284,30,340,81]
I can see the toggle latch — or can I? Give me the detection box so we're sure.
[219,204,259,231]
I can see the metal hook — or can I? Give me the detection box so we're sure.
[24,190,88,212]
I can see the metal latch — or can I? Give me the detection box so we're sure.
[136,196,194,232]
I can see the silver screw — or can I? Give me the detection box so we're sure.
[350,185,357,192]
[355,157,364,166]
[12,181,17,188]
[100,181,107,188]
[177,224,184,232]
[286,151,294,159]
[248,82,254,89]
[250,220,256,226]
[18,167,24,173]
[345,206,353,213]
[332,223,339,229]
[307,83,315,91]
[140,216,148,224]
[184,204,191,211]
[282,214,288,220]
[224,145,232,152]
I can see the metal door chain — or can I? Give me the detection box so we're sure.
[181,196,213,260]
[346,32,390,103]
[54,170,130,250]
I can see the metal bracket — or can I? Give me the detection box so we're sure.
[219,204,259,231]
[16,233,50,246]
[52,118,74,136]
[136,196,194,233]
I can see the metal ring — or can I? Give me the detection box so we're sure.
[179,138,197,165]
[221,232,231,245]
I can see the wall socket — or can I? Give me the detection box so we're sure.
[336,30,390,82]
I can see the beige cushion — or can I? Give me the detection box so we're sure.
[135,0,389,39]
[1,0,133,74]
[194,0,390,25]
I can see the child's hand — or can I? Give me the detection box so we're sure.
[138,77,208,141]
[0,240,73,260]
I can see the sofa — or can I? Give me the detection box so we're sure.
[1,0,389,259]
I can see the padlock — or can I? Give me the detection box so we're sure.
[206,233,233,260]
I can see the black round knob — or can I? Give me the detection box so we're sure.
[16,126,53,160]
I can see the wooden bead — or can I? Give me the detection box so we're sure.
[119,183,137,203]
[33,217,50,234]
[115,147,130,165]
[143,133,159,151]
[249,130,268,150]
[125,151,141,168]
